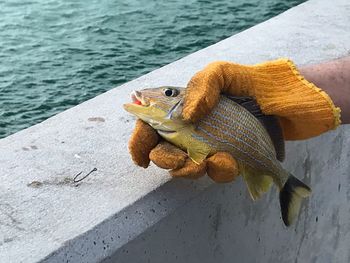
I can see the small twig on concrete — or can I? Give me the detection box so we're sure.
[73,167,97,183]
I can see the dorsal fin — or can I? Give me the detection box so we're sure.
[259,115,285,162]
[225,95,285,162]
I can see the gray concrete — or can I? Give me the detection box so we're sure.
[1,0,350,262]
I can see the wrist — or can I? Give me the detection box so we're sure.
[299,58,350,124]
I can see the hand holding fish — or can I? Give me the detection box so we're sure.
[124,58,347,225]
[127,58,343,182]
[124,86,311,226]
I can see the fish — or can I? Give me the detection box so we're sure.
[123,86,311,226]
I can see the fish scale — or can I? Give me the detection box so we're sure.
[197,96,282,176]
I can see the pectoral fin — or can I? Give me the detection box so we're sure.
[159,128,211,165]
[241,166,273,201]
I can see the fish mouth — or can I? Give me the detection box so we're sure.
[123,90,179,134]
[130,90,150,106]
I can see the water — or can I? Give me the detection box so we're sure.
[0,0,305,138]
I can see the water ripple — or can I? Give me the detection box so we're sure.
[0,0,305,138]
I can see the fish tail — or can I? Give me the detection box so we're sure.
[279,175,311,226]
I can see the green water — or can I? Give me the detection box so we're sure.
[0,0,305,138]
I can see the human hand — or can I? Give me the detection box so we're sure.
[128,58,341,181]
[183,59,340,140]
[128,119,239,183]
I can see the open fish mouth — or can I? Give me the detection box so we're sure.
[124,89,184,135]
[130,91,150,106]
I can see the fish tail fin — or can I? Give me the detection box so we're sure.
[242,167,273,201]
[279,175,311,226]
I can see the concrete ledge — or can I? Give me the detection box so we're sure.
[1,0,350,262]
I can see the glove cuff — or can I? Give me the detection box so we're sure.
[252,58,341,140]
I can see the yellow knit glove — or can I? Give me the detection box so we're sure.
[183,58,341,140]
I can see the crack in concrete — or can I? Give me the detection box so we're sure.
[0,203,25,232]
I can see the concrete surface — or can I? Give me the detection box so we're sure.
[1,0,350,262]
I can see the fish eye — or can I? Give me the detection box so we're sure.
[163,88,178,97]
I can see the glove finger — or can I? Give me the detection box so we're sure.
[182,62,224,122]
[128,119,159,168]
[206,152,239,183]
[170,158,206,179]
[149,141,187,170]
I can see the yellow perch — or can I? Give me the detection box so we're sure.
[124,86,311,226]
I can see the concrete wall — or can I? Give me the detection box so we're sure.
[1,0,350,262]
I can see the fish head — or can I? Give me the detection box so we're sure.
[123,86,187,132]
